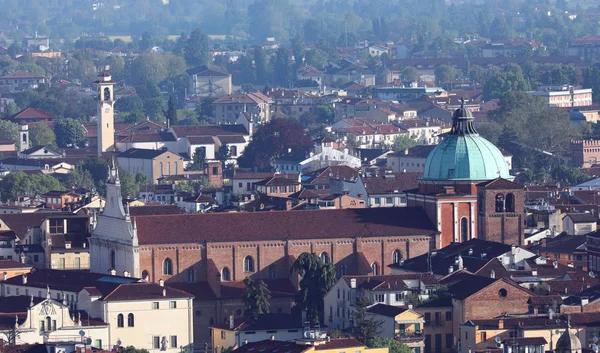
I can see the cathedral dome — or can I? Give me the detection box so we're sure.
[421,99,511,182]
[555,326,582,353]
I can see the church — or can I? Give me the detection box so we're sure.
[407,100,525,248]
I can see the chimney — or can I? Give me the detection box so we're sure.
[22,274,27,284]
[404,148,409,155]
[498,319,504,329]
[301,310,307,324]
[350,278,356,289]
[2,272,6,281]
[109,269,116,276]
[229,315,234,330]
[123,271,130,278]
[244,339,248,345]
[159,279,165,287]
[448,265,454,274]
[163,288,166,297]
[270,334,275,341]
[582,296,589,306]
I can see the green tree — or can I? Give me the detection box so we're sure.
[0,172,63,202]
[238,119,313,171]
[434,64,458,85]
[351,292,382,347]
[215,145,230,170]
[400,67,420,82]
[392,135,418,152]
[54,118,86,147]
[483,65,531,100]
[0,120,18,143]
[119,169,140,198]
[274,47,290,87]
[254,46,269,85]
[290,252,336,323]
[188,147,206,171]
[30,122,56,147]
[371,337,411,353]
[583,65,600,103]
[64,167,95,190]
[165,95,177,127]
[468,65,486,83]
[3,102,19,117]
[184,29,210,68]
[135,171,151,186]
[242,277,272,317]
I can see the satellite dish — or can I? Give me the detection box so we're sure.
[86,338,92,345]
[593,337,599,344]
[555,330,561,335]
[117,340,122,346]
[304,330,311,339]
[494,337,501,344]
[79,330,85,337]
[590,271,596,278]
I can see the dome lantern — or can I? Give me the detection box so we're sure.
[420,97,512,182]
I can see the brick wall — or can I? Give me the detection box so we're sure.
[478,187,525,246]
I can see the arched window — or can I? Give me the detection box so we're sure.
[160,162,164,176]
[163,258,173,275]
[460,217,469,243]
[142,270,149,281]
[371,263,379,275]
[127,313,134,327]
[244,256,254,272]
[320,252,330,264]
[495,194,505,213]
[110,250,116,269]
[505,193,515,213]
[104,87,111,101]
[221,267,231,281]
[392,250,403,264]
[187,268,195,282]
[117,313,124,328]
[268,265,277,279]
[338,264,346,276]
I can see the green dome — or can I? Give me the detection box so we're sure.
[421,99,511,182]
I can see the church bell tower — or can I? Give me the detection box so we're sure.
[96,72,115,156]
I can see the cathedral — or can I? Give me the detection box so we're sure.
[407,100,525,247]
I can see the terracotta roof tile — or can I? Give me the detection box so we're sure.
[133,207,437,245]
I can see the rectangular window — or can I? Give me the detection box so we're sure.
[171,335,178,348]
[153,336,160,349]
[386,197,393,204]
[434,312,441,326]
[480,332,487,341]
[374,294,385,303]
[153,302,159,309]
[395,293,404,302]
[49,219,64,234]
[445,311,452,321]
[212,167,218,175]
[170,301,177,309]
[424,312,430,326]
[445,334,453,348]
[74,257,80,269]
[58,258,65,269]
[95,340,102,349]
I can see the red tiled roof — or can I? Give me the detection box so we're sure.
[102,283,193,301]
[133,207,437,244]
[0,259,31,270]
[10,108,53,120]
[363,172,420,195]
[129,205,185,216]
[0,70,45,79]
[314,338,365,351]
[171,124,248,138]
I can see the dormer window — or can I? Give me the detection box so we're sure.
[65,241,71,249]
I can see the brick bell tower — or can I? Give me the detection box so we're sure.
[476,178,525,246]
[96,72,115,156]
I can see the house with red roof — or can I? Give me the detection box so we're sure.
[5,108,53,124]
[0,71,46,91]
